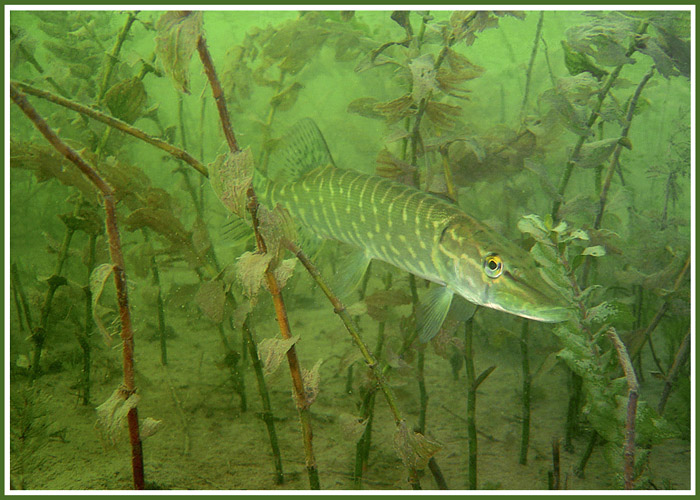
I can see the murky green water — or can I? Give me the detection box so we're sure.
[9,9,691,491]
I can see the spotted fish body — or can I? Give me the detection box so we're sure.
[255,120,571,340]
[262,165,456,284]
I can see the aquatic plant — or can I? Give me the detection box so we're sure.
[9,9,690,491]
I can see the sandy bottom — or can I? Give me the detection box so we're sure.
[9,275,691,491]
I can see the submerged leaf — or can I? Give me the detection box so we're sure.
[347,97,383,119]
[195,279,226,324]
[103,77,147,124]
[155,11,203,93]
[208,147,255,219]
[300,359,323,406]
[258,335,300,375]
[236,251,272,303]
[90,263,116,346]
[425,101,461,130]
[96,388,140,443]
[393,420,442,470]
[373,94,416,124]
[270,82,304,111]
[582,245,606,257]
[409,53,439,103]
[573,137,624,169]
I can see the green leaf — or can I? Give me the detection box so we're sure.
[582,245,606,257]
[517,214,549,242]
[573,138,624,169]
[270,82,304,111]
[103,77,147,124]
[155,11,203,94]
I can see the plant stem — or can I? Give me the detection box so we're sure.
[590,68,655,231]
[78,233,97,405]
[197,32,319,488]
[607,327,639,490]
[550,438,561,489]
[657,328,690,416]
[551,21,648,219]
[242,319,284,484]
[32,224,74,380]
[11,84,145,489]
[97,11,138,102]
[519,12,544,122]
[574,431,597,478]
[10,262,34,334]
[464,317,477,490]
[519,319,531,465]
[10,81,207,177]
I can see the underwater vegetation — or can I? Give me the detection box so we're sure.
[8,9,691,491]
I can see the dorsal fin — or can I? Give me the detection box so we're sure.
[267,118,336,183]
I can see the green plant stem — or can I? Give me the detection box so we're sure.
[10,81,207,177]
[564,371,582,452]
[11,84,145,489]
[519,12,544,121]
[550,438,561,489]
[657,328,690,416]
[464,318,477,490]
[519,319,531,465]
[32,224,74,380]
[78,233,97,405]
[575,431,597,478]
[10,262,34,334]
[98,11,137,102]
[581,67,655,285]
[243,319,284,484]
[551,21,649,219]
[286,239,403,424]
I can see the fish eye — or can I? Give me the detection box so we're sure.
[483,254,503,279]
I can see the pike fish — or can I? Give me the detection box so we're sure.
[255,119,572,341]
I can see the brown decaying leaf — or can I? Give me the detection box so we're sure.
[154,11,203,93]
[347,97,383,119]
[195,279,226,324]
[393,420,443,470]
[375,148,418,187]
[258,335,300,375]
[300,359,323,407]
[89,263,116,346]
[10,141,99,202]
[96,389,140,443]
[208,147,254,219]
[124,207,189,247]
[236,251,272,303]
[338,413,368,442]
[272,259,296,290]
[425,101,462,130]
[373,94,416,124]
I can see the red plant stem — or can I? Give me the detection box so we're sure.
[11,83,145,490]
[607,327,639,490]
[195,33,319,486]
[196,35,239,153]
[10,80,208,177]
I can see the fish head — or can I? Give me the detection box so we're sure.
[438,217,574,323]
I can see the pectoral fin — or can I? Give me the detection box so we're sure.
[417,286,454,343]
[333,250,372,299]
